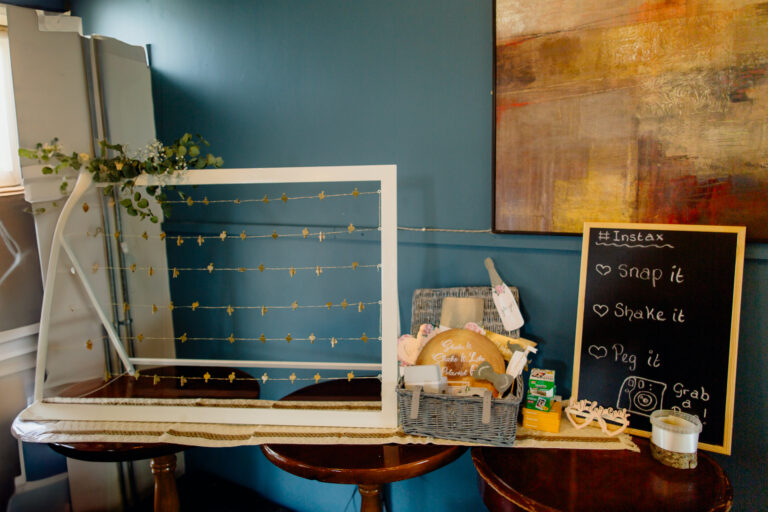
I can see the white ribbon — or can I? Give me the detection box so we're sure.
[652,426,699,453]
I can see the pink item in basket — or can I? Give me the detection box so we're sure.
[416,323,434,343]
[398,335,422,366]
[463,322,486,335]
[400,323,457,366]
[416,323,442,346]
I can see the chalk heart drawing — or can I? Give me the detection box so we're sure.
[588,345,608,359]
[593,304,609,318]
[595,264,612,276]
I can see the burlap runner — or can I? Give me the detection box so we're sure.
[13,414,638,451]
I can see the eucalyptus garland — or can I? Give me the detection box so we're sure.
[19,133,223,222]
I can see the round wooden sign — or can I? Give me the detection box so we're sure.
[416,329,506,395]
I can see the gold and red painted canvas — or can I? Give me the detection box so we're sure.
[494,0,768,239]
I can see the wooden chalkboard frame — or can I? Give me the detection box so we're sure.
[572,222,745,454]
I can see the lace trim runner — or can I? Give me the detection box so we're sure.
[13,415,639,451]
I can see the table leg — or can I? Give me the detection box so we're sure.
[150,454,179,512]
[358,484,383,512]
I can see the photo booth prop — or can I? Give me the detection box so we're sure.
[20,165,399,428]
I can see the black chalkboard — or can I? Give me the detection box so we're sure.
[572,223,745,454]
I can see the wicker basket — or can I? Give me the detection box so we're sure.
[398,286,524,446]
[409,286,520,337]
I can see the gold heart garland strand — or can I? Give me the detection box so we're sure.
[129,372,382,385]
[111,300,381,316]
[93,332,380,345]
[160,186,377,205]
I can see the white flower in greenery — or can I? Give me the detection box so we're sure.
[130,140,164,162]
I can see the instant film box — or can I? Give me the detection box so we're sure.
[522,400,562,433]
[529,368,555,396]
[526,391,558,412]
[525,368,557,411]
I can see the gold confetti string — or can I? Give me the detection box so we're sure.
[114,300,381,312]
[81,226,379,241]
[160,188,379,205]
[106,333,381,344]
[73,226,496,243]
[127,372,381,385]
[180,226,377,241]
[89,262,379,275]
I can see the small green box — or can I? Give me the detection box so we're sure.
[529,368,555,396]
[526,392,553,412]
[525,391,558,412]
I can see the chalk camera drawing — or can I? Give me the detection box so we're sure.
[617,376,667,417]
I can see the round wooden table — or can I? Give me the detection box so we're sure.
[472,437,732,512]
[261,379,466,512]
[49,366,260,512]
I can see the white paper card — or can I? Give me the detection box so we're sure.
[492,283,524,331]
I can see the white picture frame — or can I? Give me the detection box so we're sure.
[21,165,399,428]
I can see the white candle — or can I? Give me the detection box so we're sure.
[650,410,702,454]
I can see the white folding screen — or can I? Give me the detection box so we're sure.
[7,5,172,391]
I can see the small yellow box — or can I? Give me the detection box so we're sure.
[521,400,562,433]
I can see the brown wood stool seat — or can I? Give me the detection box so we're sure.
[472,437,733,512]
[261,379,465,512]
[48,441,185,512]
[48,366,260,512]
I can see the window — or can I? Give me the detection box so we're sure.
[0,27,21,190]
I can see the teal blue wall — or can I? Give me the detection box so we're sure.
[71,1,768,510]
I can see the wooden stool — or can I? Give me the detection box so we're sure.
[261,379,465,512]
[49,441,184,512]
[472,437,733,511]
[48,366,260,512]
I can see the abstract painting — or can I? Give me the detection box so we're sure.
[494,0,768,239]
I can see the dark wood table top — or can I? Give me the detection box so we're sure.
[472,437,732,512]
[57,365,261,400]
[49,366,260,463]
[261,379,466,485]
